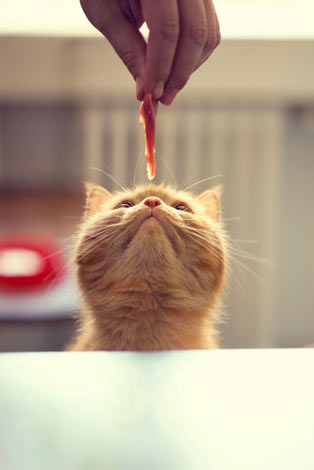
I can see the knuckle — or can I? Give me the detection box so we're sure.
[204,34,220,52]
[173,75,189,91]
[158,19,180,42]
[91,16,110,35]
[187,22,207,47]
[120,50,138,74]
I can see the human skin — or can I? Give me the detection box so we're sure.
[80,0,221,105]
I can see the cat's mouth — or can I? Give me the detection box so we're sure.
[131,209,169,239]
[140,213,164,230]
[133,210,181,253]
[119,207,179,256]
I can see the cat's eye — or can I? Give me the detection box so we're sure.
[117,200,134,209]
[173,202,191,212]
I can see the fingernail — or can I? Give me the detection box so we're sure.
[152,81,164,100]
[161,90,178,106]
[136,76,145,100]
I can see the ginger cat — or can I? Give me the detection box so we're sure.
[68,183,228,351]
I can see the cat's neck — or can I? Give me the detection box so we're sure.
[73,298,219,351]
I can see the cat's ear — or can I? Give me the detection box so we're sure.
[197,185,222,221]
[84,181,111,217]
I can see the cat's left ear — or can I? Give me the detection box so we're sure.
[84,181,111,217]
[197,185,222,221]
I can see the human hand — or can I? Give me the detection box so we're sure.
[80,0,220,105]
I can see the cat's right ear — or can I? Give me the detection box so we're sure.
[197,185,223,222]
[84,181,111,217]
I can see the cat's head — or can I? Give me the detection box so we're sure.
[75,183,227,315]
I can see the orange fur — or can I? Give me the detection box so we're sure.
[68,183,228,351]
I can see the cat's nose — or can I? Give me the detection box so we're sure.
[143,197,162,209]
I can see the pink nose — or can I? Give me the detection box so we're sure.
[143,197,162,209]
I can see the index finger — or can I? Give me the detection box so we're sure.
[141,0,180,99]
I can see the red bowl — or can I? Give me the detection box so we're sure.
[0,237,66,292]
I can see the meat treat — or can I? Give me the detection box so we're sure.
[140,93,158,181]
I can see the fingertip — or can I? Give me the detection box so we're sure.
[136,76,145,100]
[152,81,165,100]
[160,90,178,106]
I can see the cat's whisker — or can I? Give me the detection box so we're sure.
[61,215,83,220]
[77,221,130,258]
[133,155,143,188]
[176,223,208,239]
[229,250,270,266]
[79,232,116,249]
[226,265,249,298]
[86,222,124,232]
[180,228,212,244]
[183,226,263,264]
[178,223,266,284]
[180,228,216,250]
[40,246,75,293]
[44,267,69,293]
[222,217,241,222]
[40,245,71,262]
[228,254,265,283]
[232,239,258,245]
[90,167,127,192]
[82,229,117,247]
[183,174,223,192]
[83,220,126,236]
[179,224,223,247]
[77,233,113,257]
[159,156,177,187]
[178,174,193,192]
[227,242,270,266]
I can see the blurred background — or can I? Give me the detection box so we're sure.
[0,0,313,351]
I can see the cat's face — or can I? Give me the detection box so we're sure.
[75,184,227,314]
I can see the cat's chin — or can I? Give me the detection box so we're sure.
[141,215,162,227]
[136,214,165,238]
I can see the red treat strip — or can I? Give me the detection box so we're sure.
[140,93,158,180]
